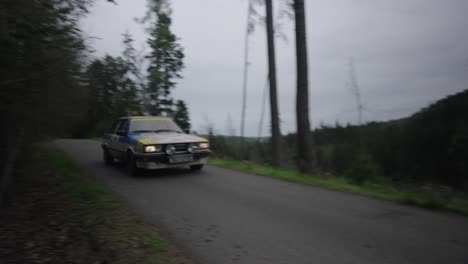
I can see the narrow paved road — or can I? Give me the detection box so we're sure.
[55,139,468,264]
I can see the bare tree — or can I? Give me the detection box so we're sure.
[226,113,236,136]
[240,1,256,144]
[348,57,364,125]
[265,0,282,167]
[293,0,315,173]
[201,114,215,136]
[257,74,269,139]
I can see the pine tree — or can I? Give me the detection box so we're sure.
[145,0,184,116]
[172,100,191,133]
[84,55,140,131]
[121,32,144,115]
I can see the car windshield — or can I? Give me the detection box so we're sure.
[129,118,183,133]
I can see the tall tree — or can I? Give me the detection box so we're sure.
[172,100,191,133]
[85,59,108,127]
[0,0,114,204]
[265,0,282,167]
[239,0,253,151]
[239,0,262,151]
[293,0,315,173]
[145,0,184,116]
[122,32,139,76]
[122,31,145,115]
[83,55,140,134]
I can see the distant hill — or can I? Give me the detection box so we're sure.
[210,90,468,190]
[395,89,468,186]
[312,89,468,188]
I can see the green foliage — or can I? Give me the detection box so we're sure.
[145,0,184,116]
[122,31,147,105]
[32,146,181,262]
[171,100,191,133]
[344,153,380,185]
[73,1,190,137]
[398,90,468,187]
[210,136,240,159]
[0,0,95,141]
[81,55,141,136]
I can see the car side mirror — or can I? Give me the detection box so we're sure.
[116,130,126,136]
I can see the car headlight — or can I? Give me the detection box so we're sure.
[144,145,161,153]
[187,143,196,153]
[165,144,176,155]
[199,142,209,149]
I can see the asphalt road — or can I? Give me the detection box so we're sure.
[55,139,468,264]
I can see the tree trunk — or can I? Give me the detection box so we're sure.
[265,0,281,167]
[239,1,250,159]
[294,0,315,173]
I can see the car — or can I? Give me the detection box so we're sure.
[101,116,210,175]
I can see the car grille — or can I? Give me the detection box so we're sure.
[173,143,187,152]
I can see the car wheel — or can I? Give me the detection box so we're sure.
[190,165,204,171]
[126,151,140,176]
[103,148,114,165]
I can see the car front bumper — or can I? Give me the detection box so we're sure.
[134,150,210,169]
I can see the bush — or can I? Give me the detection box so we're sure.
[345,153,380,185]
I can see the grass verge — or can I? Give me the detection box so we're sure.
[208,158,468,216]
[0,147,193,264]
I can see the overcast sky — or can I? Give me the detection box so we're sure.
[81,0,468,136]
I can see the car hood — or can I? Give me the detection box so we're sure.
[130,133,208,145]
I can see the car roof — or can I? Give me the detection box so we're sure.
[119,116,171,120]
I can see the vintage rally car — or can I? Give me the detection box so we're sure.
[101,116,210,175]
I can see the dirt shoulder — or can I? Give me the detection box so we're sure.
[0,146,195,264]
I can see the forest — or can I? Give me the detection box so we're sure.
[2,1,468,263]
[209,90,468,191]
[1,0,467,203]
[0,0,190,204]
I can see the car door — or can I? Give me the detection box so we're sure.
[114,119,129,154]
[108,119,122,157]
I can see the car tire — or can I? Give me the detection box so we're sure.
[190,164,204,171]
[126,151,140,176]
[103,148,114,165]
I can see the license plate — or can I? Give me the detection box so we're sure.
[169,155,193,164]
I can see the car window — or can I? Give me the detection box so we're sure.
[117,119,129,134]
[129,118,183,133]
[109,120,119,134]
